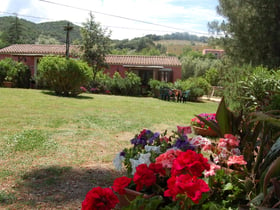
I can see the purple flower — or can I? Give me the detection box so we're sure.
[148,132,160,144]
[173,135,195,151]
[120,151,126,157]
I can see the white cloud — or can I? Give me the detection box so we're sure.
[0,0,223,39]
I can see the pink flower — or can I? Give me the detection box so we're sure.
[204,162,221,177]
[227,155,247,166]
[177,126,192,135]
[80,86,87,92]
[190,136,212,151]
[155,149,182,168]
[160,136,169,143]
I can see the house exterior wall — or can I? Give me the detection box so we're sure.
[104,64,182,83]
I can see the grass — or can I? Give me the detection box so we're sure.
[0,88,218,209]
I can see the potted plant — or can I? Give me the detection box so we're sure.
[3,76,13,88]
[191,113,218,137]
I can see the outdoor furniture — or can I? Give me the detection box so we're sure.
[182,90,190,103]
[160,87,172,101]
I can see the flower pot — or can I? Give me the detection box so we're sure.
[3,81,13,88]
[118,188,153,208]
[192,126,218,137]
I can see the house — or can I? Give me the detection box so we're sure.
[202,49,224,59]
[0,44,182,86]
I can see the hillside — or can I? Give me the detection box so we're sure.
[0,16,210,55]
[0,16,81,46]
[155,40,209,56]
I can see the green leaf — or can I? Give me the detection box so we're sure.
[223,183,233,191]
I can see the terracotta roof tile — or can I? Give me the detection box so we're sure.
[105,55,181,66]
[0,44,181,66]
[0,44,79,55]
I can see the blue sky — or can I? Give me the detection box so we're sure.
[0,0,223,40]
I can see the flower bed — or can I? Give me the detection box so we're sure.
[81,126,251,210]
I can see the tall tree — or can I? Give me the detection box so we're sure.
[80,13,112,80]
[3,16,24,44]
[210,0,280,68]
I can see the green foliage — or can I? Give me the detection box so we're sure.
[180,55,223,80]
[205,68,219,86]
[92,71,141,96]
[181,77,211,101]
[0,58,30,88]
[80,12,112,79]
[37,56,93,96]
[212,0,280,68]
[221,65,280,112]
[204,170,248,209]
[0,16,81,45]
[110,72,141,96]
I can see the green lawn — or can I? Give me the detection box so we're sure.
[0,88,218,209]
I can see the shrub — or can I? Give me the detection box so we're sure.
[0,58,30,88]
[222,65,280,112]
[93,72,141,96]
[176,77,211,101]
[123,71,141,96]
[37,56,93,97]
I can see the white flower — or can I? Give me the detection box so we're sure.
[145,145,161,154]
[113,153,125,171]
[130,153,151,175]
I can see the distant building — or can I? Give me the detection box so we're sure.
[202,49,225,59]
[0,44,182,86]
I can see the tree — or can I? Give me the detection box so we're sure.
[210,0,280,68]
[2,16,24,44]
[80,13,112,80]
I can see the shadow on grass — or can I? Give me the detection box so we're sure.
[13,165,124,209]
[41,90,94,99]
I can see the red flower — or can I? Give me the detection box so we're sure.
[148,162,166,176]
[133,164,156,191]
[172,150,210,177]
[81,187,119,210]
[177,125,192,135]
[112,176,132,195]
[137,129,147,139]
[164,174,210,204]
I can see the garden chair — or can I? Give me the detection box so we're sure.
[182,90,190,103]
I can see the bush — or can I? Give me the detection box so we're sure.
[175,77,211,101]
[90,71,141,96]
[0,58,30,88]
[222,65,280,112]
[148,79,173,97]
[37,56,93,96]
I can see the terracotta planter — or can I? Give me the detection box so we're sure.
[118,188,153,208]
[3,81,13,88]
[192,126,218,137]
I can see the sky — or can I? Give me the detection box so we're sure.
[0,0,223,40]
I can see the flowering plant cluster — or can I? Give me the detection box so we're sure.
[81,127,249,210]
[191,113,217,130]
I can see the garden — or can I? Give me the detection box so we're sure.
[0,88,218,209]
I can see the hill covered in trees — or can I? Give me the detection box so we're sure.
[0,16,209,55]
